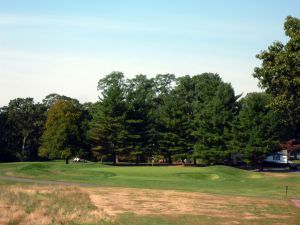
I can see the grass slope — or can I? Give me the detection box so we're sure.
[0,161,299,199]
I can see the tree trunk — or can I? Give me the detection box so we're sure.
[168,155,172,165]
[136,154,139,165]
[22,134,29,161]
[193,157,197,165]
[258,161,263,171]
[181,157,185,165]
[113,153,117,165]
[65,157,69,164]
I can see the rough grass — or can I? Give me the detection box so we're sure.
[0,185,105,225]
[0,184,299,225]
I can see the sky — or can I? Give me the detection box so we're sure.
[1,0,300,106]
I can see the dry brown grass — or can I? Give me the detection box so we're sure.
[0,185,299,225]
[291,199,300,209]
[87,187,298,221]
[262,172,292,178]
[0,185,104,225]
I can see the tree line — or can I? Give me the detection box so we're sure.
[0,16,299,169]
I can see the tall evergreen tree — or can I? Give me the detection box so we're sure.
[89,72,127,164]
[233,93,281,170]
[153,74,177,163]
[174,76,198,163]
[155,76,196,164]
[125,75,155,163]
[157,90,192,163]
[192,74,239,164]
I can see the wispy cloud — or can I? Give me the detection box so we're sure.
[0,13,276,40]
[0,13,142,31]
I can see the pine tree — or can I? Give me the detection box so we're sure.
[192,74,239,164]
[89,72,127,164]
[125,75,155,163]
[234,93,281,170]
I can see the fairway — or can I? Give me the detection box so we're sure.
[1,161,300,197]
[0,161,300,225]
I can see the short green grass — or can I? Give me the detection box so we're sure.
[0,161,299,199]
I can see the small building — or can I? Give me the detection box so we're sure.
[264,152,288,164]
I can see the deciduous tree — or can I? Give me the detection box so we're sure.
[3,98,46,161]
[253,16,300,139]
[39,100,86,163]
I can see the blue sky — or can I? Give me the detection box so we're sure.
[0,0,299,106]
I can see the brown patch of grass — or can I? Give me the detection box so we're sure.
[291,199,300,209]
[262,172,295,178]
[0,185,105,225]
[87,187,298,221]
[0,204,24,225]
[0,185,299,225]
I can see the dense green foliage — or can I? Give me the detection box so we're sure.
[125,74,156,162]
[253,16,300,139]
[88,72,128,164]
[232,93,281,169]
[1,16,300,167]
[87,72,243,165]
[39,100,89,163]
[192,74,239,164]
[0,98,46,161]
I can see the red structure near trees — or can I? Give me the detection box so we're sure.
[280,139,300,158]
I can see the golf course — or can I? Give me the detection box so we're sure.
[2,0,300,224]
[0,161,299,225]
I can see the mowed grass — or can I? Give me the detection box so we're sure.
[0,161,300,225]
[0,161,299,199]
